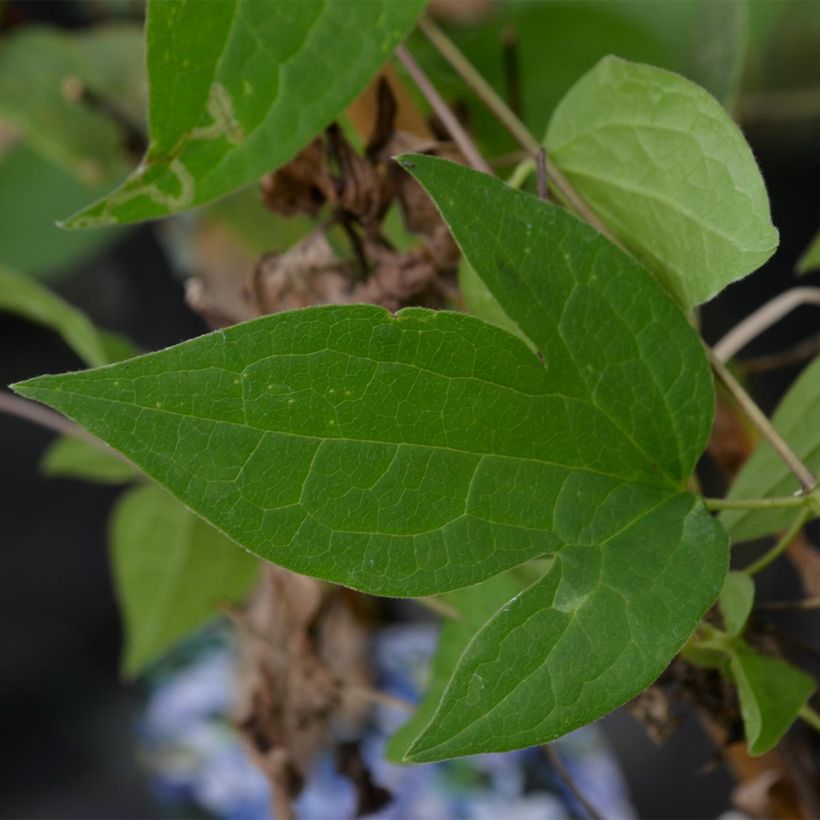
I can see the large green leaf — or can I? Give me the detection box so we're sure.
[0,25,144,186]
[111,484,259,676]
[545,56,778,309]
[0,266,110,367]
[65,0,425,228]
[721,357,820,542]
[401,155,715,481]
[13,302,697,597]
[12,154,729,759]
[396,154,727,760]
[730,640,815,755]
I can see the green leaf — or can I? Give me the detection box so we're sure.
[0,265,110,367]
[719,571,755,637]
[730,640,815,755]
[387,565,541,762]
[721,357,820,541]
[12,302,681,597]
[0,144,120,278]
[111,483,259,676]
[545,56,778,309]
[458,259,526,345]
[395,154,726,759]
[65,0,425,228]
[683,0,749,109]
[400,154,715,482]
[14,156,728,756]
[796,231,820,275]
[41,436,137,485]
[405,495,726,761]
[0,25,144,186]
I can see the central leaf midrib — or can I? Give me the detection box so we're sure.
[28,384,678,492]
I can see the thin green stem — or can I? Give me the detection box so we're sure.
[507,157,535,190]
[0,390,129,463]
[704,495,809,512]
[799,704,820,734]
[709,351,817,493]
[417,15,620,246]
[744,507,812,576]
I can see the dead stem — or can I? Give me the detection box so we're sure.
[394,44,492,175]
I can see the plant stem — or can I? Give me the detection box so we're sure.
[0,390,129,462]
[704,495,809,512]
[394,44,492,175]
[419,16,539,154]
[416,595,462,620]
[417,15,619,245]
[713,287,820,362]
[799,704,820,734]
[708,350,817,492]
[756,595,820,612]
[543,746,604,820]
[744,507,812,576]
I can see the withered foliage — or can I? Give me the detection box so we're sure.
[234,565,382,818]
[254,78,462,316]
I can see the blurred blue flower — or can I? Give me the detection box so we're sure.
[137,622,635,819]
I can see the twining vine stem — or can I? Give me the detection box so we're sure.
[800,704,820,734]
[744,507,813,576]
[417,15,617,243]
[713,287,820,362]
[407,18,818,499]
[543,746,604,820]
[704,495,810,512]
[394,44,492,175]
[708,351,816,492]
[0,390,130,464]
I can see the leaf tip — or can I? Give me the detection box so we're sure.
[394,153,420,172]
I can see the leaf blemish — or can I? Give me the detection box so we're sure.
[191,82,245,145]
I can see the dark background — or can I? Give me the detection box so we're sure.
[2,3,820,819]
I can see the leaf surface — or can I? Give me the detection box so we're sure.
[0,145,120,278]
[405,495,726,761]
[730,640,815,755]
[397,154,727,759]
[721,358,820,541]
[65,0,425,227]
[387,566,540,761]
[719,571,754,637]
[545,57,778,309]
[111,484,258,676]
[796,231,820,276]
[41,436,136,485]
[14,156,729,756]
[14,301,706,597]
[0,266,110,367]
[0,25,144,186]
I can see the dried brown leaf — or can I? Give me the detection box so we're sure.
[234,565,371,815]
